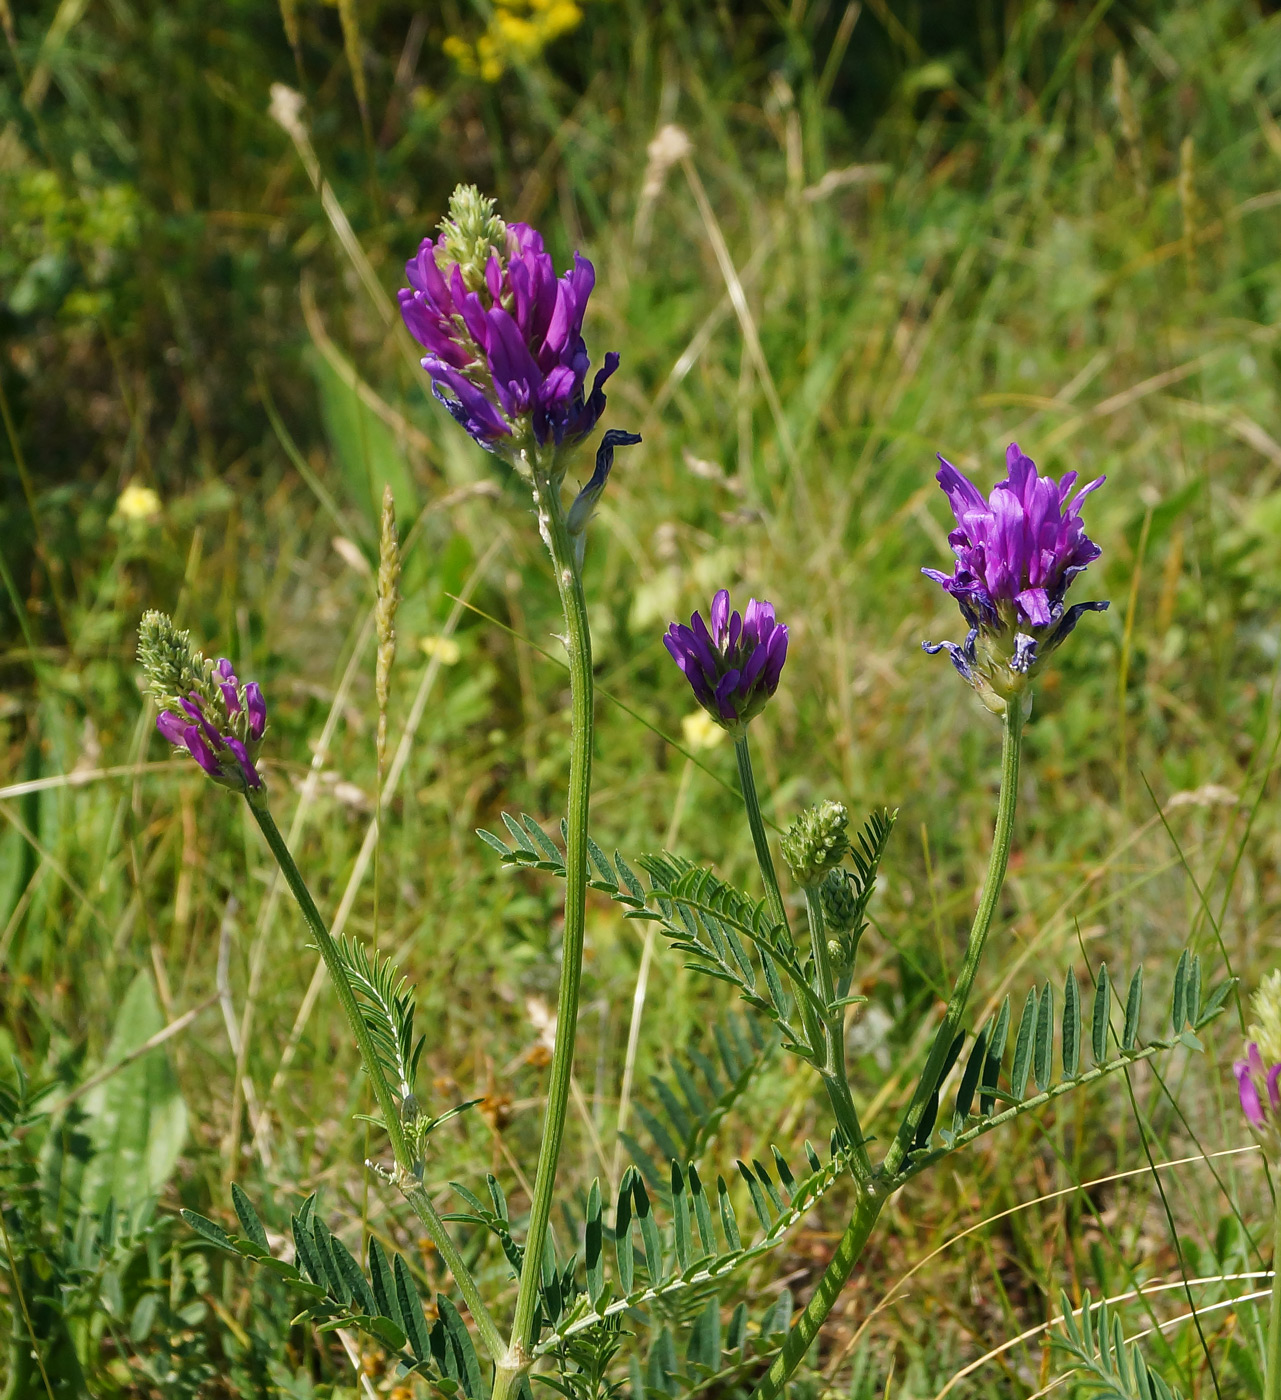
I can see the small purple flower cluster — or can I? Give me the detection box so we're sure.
[156,658,267,791]
[664,589,789,731]
[400,188,617,454]
[923,443,1108,711]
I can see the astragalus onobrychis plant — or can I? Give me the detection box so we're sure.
[141,187,1232,1400]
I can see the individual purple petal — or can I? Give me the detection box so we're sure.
[157,710,187,745]
[1236,1059,1267,1129]
[245,682,267,741]
[923,639,975,683]
[223,735,263,790]
[1268,1062,1281,1114]
[183,724,221,779]
[710,590,730,646]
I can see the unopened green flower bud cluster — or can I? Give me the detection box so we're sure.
[782,801,850,888]
[439,184,507,294]
[820,868,865,974]
[137,610,221,714]
[1250,970,1281,1064]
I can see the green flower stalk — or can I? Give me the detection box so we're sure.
[138,613,504,1362]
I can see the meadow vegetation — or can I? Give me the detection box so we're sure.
[4,0,1281,1395]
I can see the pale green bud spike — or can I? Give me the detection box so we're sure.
[137,610,218,712]
[438,184,507,293]
[819,867,858,934]
[781,800,850,888]
[1250,969,1281,1064]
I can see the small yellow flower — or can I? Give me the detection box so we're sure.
[681,710,726,753]
[115,483,162,523]
[421,635,462,666]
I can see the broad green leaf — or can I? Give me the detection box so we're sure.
[368,1238,401,1329]
[1092,964,1111,1065]
[438,1295,483,1400]
[1034,981,1054,1092]
[717,1174,741,1251]
[395,1253,432,1361]
[633,1174,663,1280]
[689,1163,715,1255]
[80,970,188,1212]
[615,1170,634,1294]
[232,1183,269,1251]
[954,1027,988,1127]
[181,1208,236,1253]
[1063,972,1081,1079]
[980,997,1011,1117]
[670,1162,691,1272]
[1172,949,1189,1035]
[1011,986,1038,1099]
[585,1179,604,1302]
[1123,968,1143,1050]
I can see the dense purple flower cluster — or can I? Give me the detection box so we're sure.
[156,658,267,790]
[664,589,789,730]
[399,192,618,453]
[923,443,1108,709]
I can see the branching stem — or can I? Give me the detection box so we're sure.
[748,700,1025,1400]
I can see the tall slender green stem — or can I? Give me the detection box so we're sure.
[751,1189,885,1400]
[735,733,788,935]
[803,884,871,1180]
[247,797,504,1362]
[737,733,869,1178]
[493,475,595,1400]
[882,699,1024,1178]
[1267,1173,1281,1400]
[748,701,1025,1400]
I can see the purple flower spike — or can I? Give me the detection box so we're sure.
[156,663,267,792]
[664,588,789,731]
[399,185,623,455]
[922,442,1109,713]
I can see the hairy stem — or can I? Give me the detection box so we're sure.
[803,883,871,1181]
[750,1188,885,1400]
[247,797,504,1362]
[735,731,827,1063]
[882,699,1024,1178]
[735,733,788,935]
[748,700,1025,1400]
[1268,1173,1281,1400]
[493,474,594,1400]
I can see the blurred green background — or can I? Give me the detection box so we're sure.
[4,0,1281,1395]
